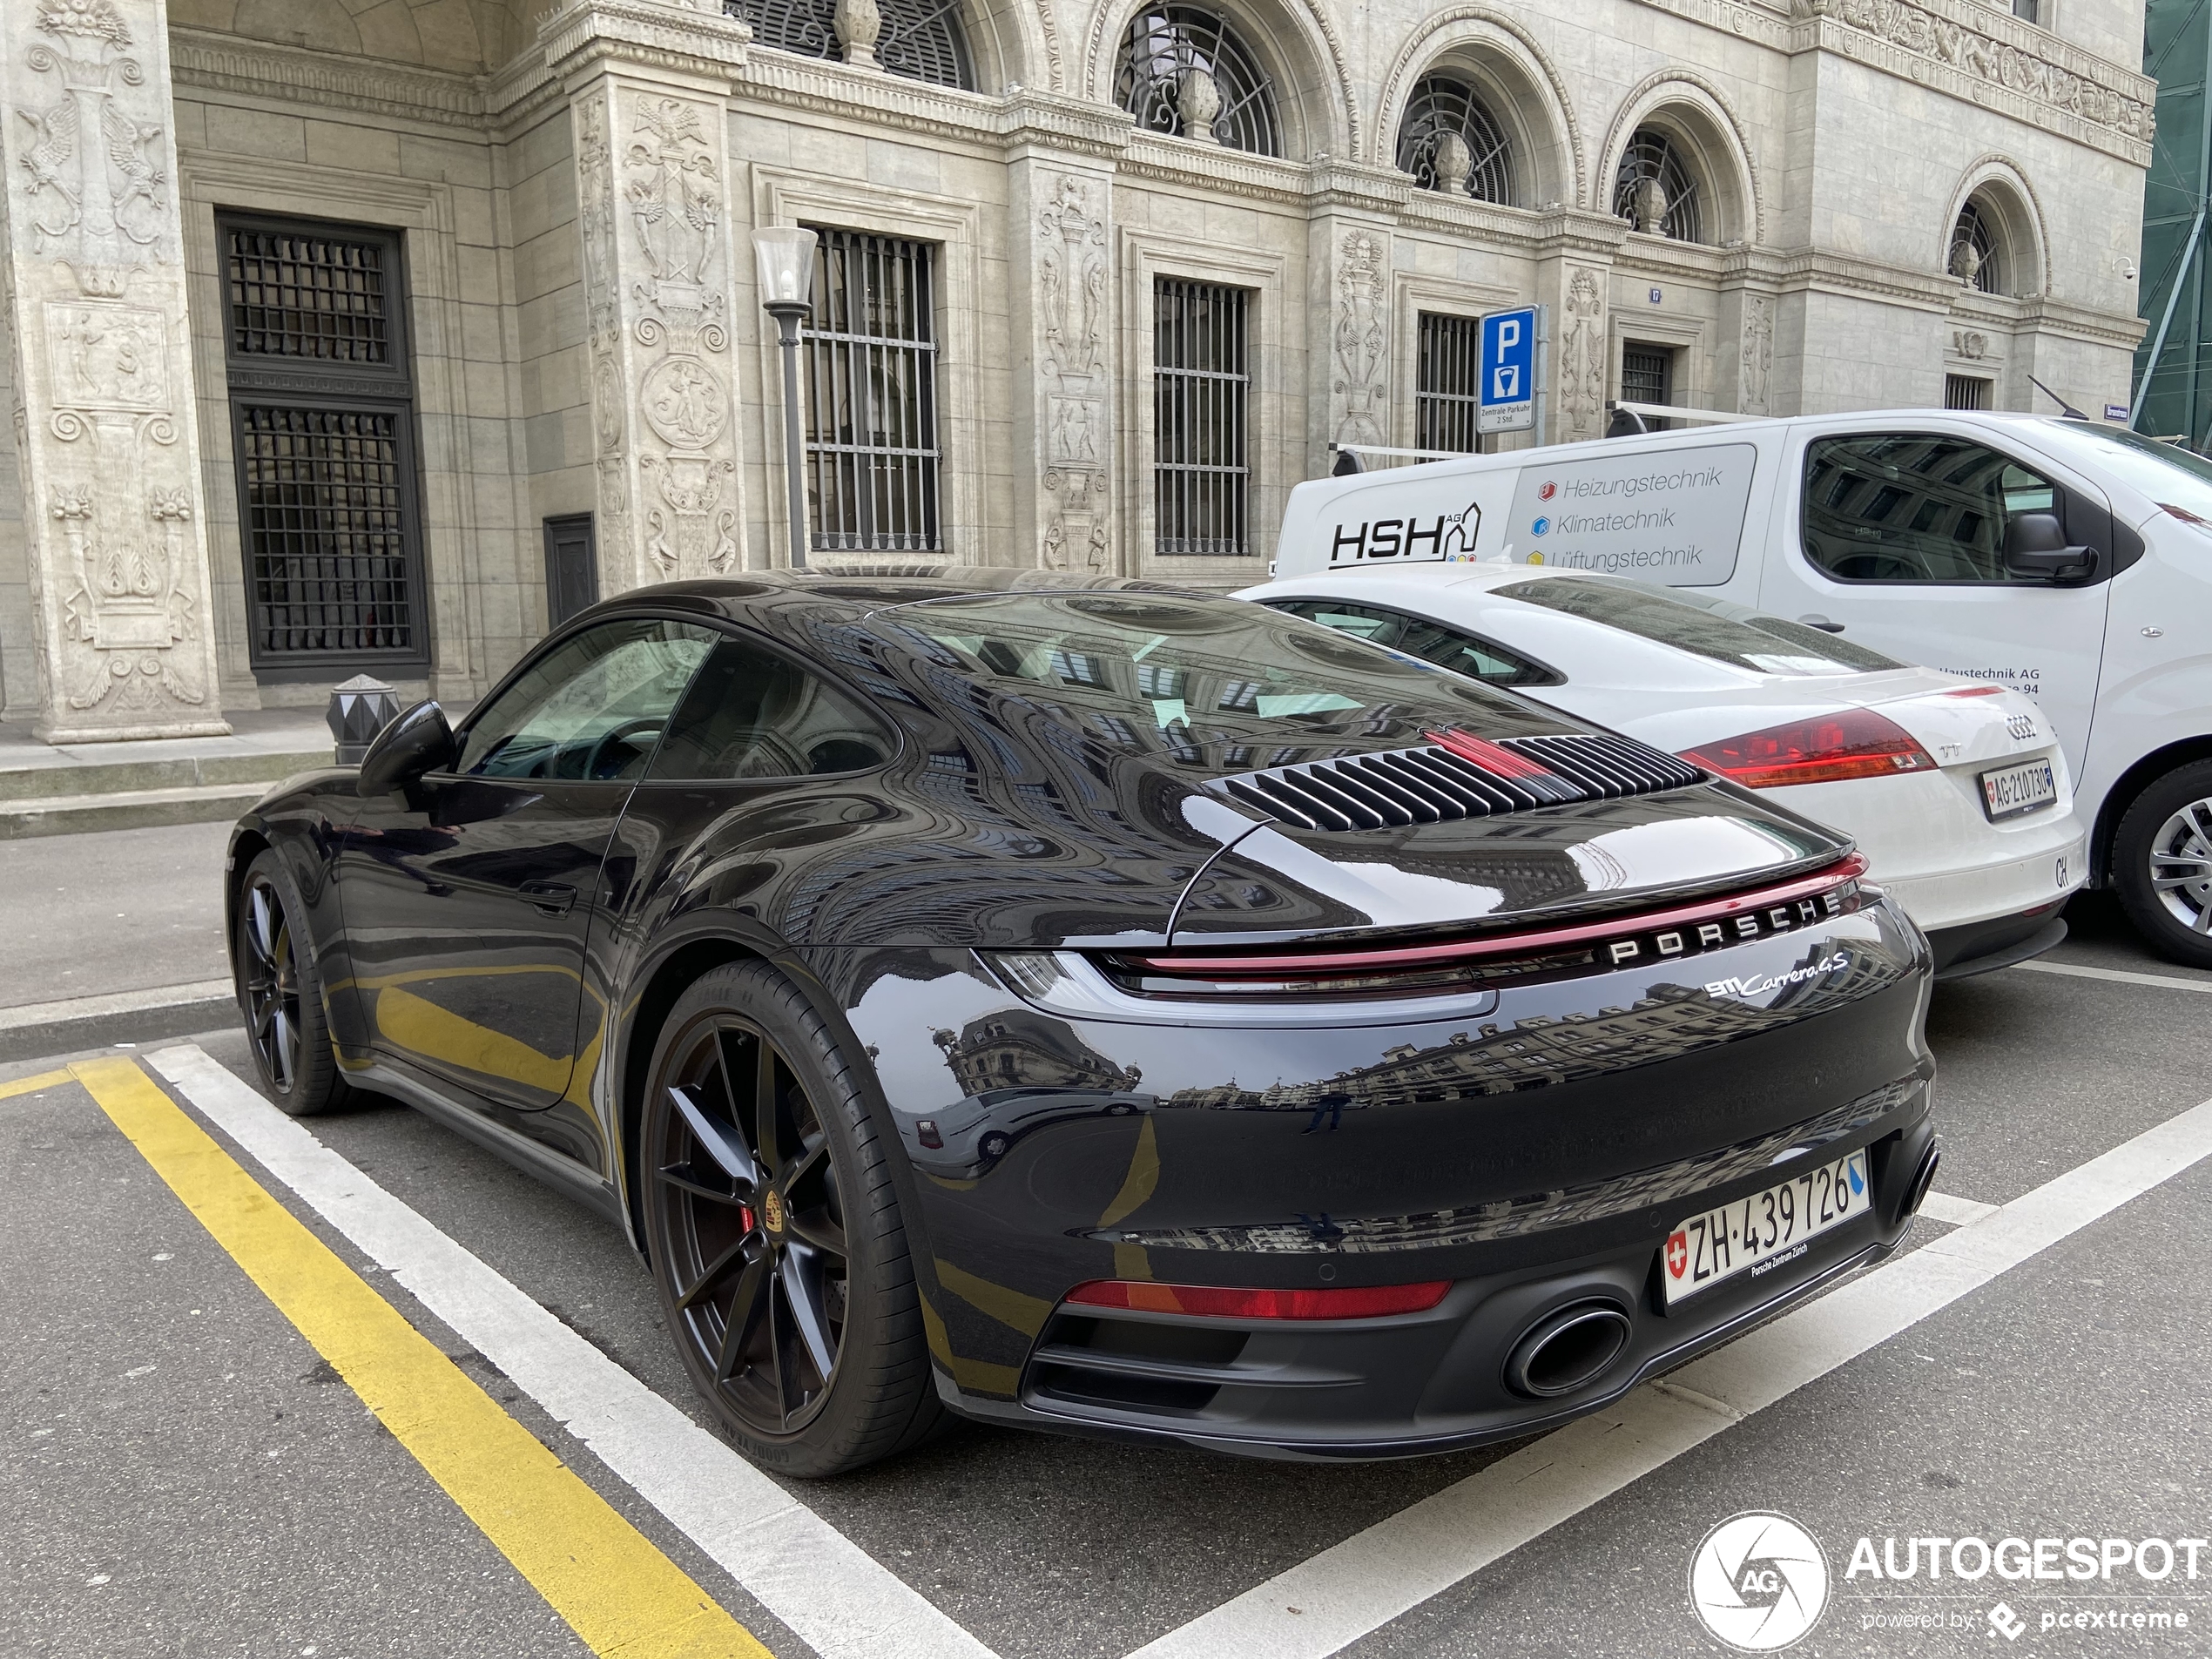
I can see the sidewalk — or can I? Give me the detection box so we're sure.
[0,819,235,1058]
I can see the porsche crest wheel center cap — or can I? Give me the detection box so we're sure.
[761,1188,785,1235]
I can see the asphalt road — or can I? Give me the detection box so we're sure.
[3,889,2209,1659]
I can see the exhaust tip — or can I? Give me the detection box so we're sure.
[1504,1300,1634,1399]
[1901,1143,1942,1220]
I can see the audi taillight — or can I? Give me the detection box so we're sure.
[1679,710,1936,788]
[1063,1279,1452,1320]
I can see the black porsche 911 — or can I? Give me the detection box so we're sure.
[227,571,1938,1475]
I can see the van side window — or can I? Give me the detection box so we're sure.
[1262,599,1559,686]
[1802,435,2061,583]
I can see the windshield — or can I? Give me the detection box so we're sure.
[1495,577,1906,676]
[2031,421,2212,525]
[872,591,1541,771]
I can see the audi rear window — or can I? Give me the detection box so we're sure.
[1494,577,1906,676]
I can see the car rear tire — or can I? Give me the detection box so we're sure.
[2112,760,2212,969]
[234,849,356,1116]
[640,961,944,1477]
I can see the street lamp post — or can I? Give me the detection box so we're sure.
[752,226,819,571]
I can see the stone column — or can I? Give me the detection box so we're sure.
[1305,164,1404,477]
[1533,218,1621,447]
[545,0,749,591]
[1008,130,1118,572]
[0,0,226,741]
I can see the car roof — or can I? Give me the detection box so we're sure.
[575,568,1202,626]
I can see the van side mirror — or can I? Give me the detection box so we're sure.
[357,699,456,796]
[2001,511,2096,582]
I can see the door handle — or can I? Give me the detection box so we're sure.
[518,880,576,916]
[1797,614,1846,634]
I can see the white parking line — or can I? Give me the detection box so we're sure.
[2017,960,2212,995]
[1128,1093,2212,1659]
[145,1044,998,1659]
[1915,1190,1998,1227]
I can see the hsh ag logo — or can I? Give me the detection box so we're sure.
[1531,516,1551,536]
[1538,480,1557,502]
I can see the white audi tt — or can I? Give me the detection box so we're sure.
[1240,563,2086,978]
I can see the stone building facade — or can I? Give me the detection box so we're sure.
[0,0,2153,738]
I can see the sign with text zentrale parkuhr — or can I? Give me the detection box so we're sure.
[1479,305,1541,435]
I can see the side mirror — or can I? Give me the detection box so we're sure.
[2002,510,2097,582]
[356,699,455,797]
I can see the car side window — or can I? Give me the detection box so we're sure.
[1802,435,2062,583]
[1264,599,1556,686]
[457,617,719,782]
[646,638,894,780]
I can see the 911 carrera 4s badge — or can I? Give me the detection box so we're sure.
[1704,952,1851,1001]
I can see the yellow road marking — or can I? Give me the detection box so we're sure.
[0,1068,72,1101]
[70,1056,770,1659]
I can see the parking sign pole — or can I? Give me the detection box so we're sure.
[1534,302,1550,449]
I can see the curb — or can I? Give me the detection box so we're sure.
[0,981,237,1064]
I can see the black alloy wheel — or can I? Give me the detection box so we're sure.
[2114,759,2212,970]
[233,850,352,1116]
[641,963,941,1475]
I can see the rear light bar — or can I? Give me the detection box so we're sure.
[1679,709,1937,788]
[1064,1278,1451,1320]
[1095,853,1868,998]
[1944,685,2006,698]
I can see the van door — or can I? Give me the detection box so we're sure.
[1756,428,2113,777]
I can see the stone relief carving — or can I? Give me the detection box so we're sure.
[1952,329,1989,359]
[1739,293,1773,415]
[1560,266,1606,436]
[1805,0,2153,145]
[575,90,631,586]
[620,91,737,577]
[1037,174,1109,570]
[1332,229,1387,449]
[9,0,220,733]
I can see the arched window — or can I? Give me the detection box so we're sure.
[1396,74,1514,206]
[725,0,975,91]
[1612,126,1703,243]
[1116,5,1282,158]
[1950,197,2000,293]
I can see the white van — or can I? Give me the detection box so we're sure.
[1274,412,2212,968]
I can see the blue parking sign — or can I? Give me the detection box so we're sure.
[1480,306,1540,434]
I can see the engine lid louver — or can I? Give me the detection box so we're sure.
[1211,732,1704,832]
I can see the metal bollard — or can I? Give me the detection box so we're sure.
[327,675,402,765]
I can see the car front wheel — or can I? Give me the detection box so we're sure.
[640,961,943,1476]
[2113,759,2212,969]
[233,849,355,1116]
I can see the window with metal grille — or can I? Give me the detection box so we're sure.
[2013,0,2040,22]
[1117,5,1282,158]
[1945,374,1993,411]
[1613,128,1704,243]
[1621,344,1674,429]
[1416,313,1483,455]
[723,0,975,88]
[1396,75,1514,205]
[1951,197,2000,293]
[220,215,425,670]
[802,227,944,552]
[1154,278,1251,557]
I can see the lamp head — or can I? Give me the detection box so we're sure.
[752,226,819,308]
